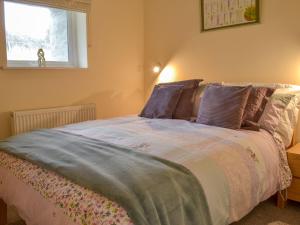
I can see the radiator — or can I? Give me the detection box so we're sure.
[11,104,96,135]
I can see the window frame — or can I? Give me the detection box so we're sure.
[0,0,91,70]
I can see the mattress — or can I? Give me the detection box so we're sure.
[0,116,285,225]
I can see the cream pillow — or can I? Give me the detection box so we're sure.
[259,93,299,148]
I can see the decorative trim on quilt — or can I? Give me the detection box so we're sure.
[0,152,133,225]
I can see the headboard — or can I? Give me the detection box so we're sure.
[192,83,300,146]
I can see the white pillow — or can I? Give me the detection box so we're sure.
[259,93,299,148]
[221,82,299,89]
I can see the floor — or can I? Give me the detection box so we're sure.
[232,197,300,225]
[8,197,300,225]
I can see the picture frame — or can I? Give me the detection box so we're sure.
[201,0,260,32]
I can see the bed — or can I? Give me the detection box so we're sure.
[0,115,288,225]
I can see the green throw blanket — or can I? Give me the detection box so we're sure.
[0,130,212,225]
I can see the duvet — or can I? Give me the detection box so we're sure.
[0,116,291,225]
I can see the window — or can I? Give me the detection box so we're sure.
[1,0,89,68]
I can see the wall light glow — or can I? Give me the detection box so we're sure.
[157,66,176,83]
[152,65,161,74]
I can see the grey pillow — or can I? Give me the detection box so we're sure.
[196,85,252,129]
[160,79,203,120]
[140,85,184,119]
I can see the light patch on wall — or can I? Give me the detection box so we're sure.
[157,66,176,83]
[295,60,300,84]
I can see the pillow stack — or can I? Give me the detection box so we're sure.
[140,80,300,148]
[140,79,203,120]
[195,84,275,130]
[196,83,299,148]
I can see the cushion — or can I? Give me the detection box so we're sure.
[242,87,275,123]
[259,93,299,148]
[196,85,252,129]
[140,85,184,119]
[192,83,222,119]
[160,79,203,120]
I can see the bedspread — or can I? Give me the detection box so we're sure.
[0,116,288,225]
[0,129,212,225]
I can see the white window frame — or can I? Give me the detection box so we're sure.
[0,0,91,69]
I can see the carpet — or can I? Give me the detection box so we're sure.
[232,197,300,225]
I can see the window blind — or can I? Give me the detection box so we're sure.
[5,0,91,12]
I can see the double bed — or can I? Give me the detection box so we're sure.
[0,116,287,225]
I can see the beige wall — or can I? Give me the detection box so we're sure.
[144,0,300,97]
[2,0,300,138]
[0,0,144,139]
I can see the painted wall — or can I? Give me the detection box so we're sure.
[0,0,144,139]
[144,0,300,97]
[2,0,300,139]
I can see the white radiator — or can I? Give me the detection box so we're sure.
[11,104,96,135]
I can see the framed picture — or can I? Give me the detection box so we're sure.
[201,0,260,31]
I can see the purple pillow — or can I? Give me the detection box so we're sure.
[140,85,184,119]
[160,79,203,120]
[242,87,275,124]
[196,85,252,129]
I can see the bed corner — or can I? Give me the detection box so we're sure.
[277,190,288,209]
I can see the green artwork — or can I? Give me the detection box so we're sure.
[244,6,257,21]
[201,0,260,31]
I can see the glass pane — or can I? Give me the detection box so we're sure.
[4,1,69,62]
